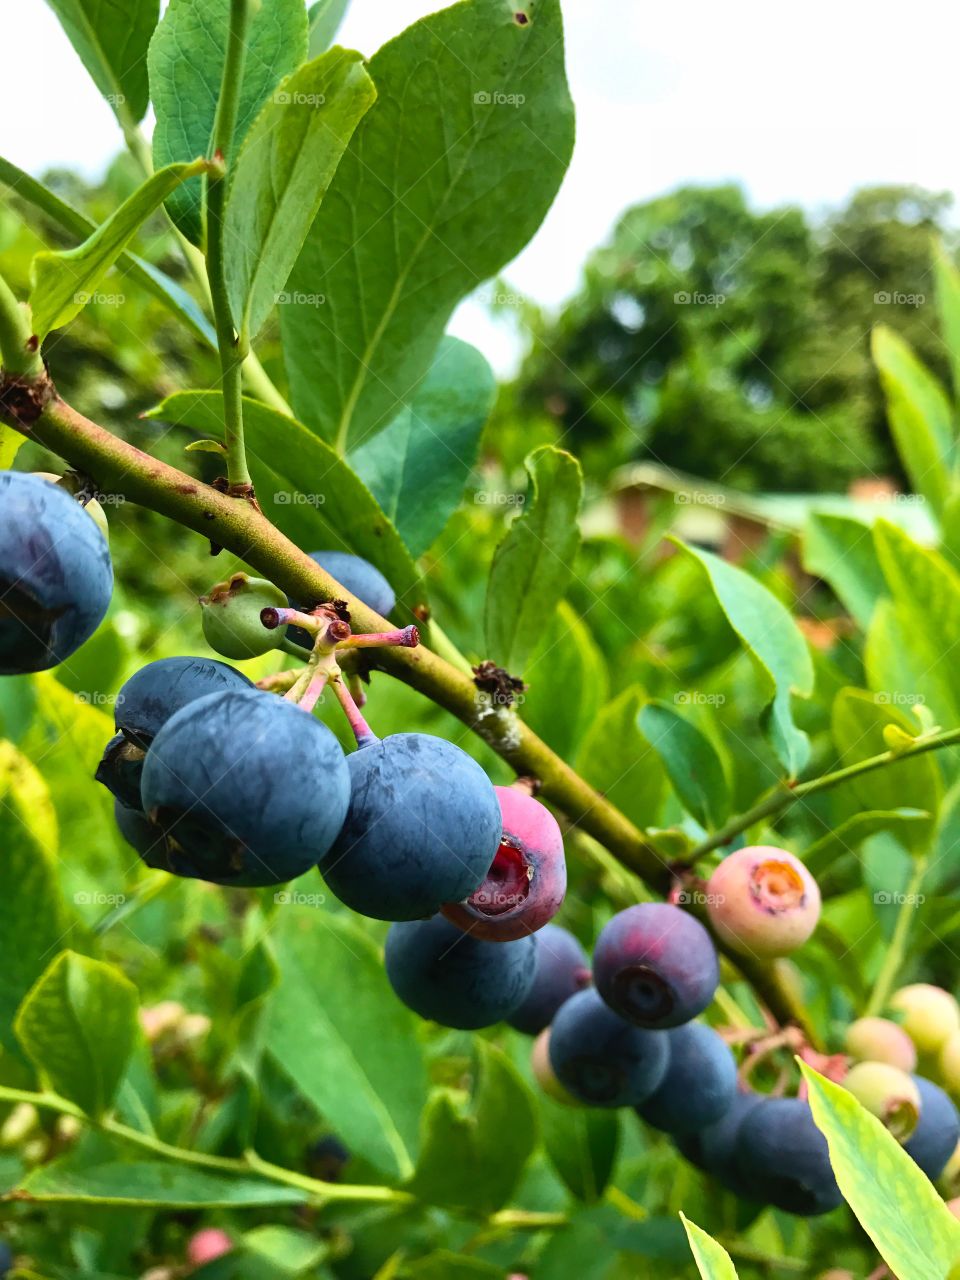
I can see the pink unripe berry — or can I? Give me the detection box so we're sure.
[844,1061,921,1141]
[187,1229,233,1267]
[442,787,566,941]
[531,1028,580,1106]
[890,984,960,1056]
[845,1017,917,1073]
[705,846,820,957]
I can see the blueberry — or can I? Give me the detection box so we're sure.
[547,988,670,1108]
[637,1022,737,1134]
[675,1089,764,1199]
[95,732,146,808]
[593,903,719,1029]
[706,846,821,958]
[321,733,501,921]
[115,655,252,750]
[113,799,163,860]
[307,1134,351,1182]
[903,1076,960,1181]
[0,1241,12,1276]
[385,915,536,1029]
[140,687,350,886]
[506,923,591,1035]
[0,470,113,674]
[288,550,396,645]
[734,1097,841,1216]
[442,786,567,941]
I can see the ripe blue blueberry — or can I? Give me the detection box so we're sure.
[113,798,162,860]
[115,656,252,749]
[593,903,719,1029]
[675,1089,764,1199]
[385,915,536,1029]
[547,988,670,1107]
[506,923,591,1035]
[140,687,350,886]
[903,1075,960,1181]
[288,550,396,646]
[636,1022,737,1134]
[0,1241,11,1277]
[321,733,502,920]
[307,1134,351,1182]
[96,731,146,809]
[0,470,113,674]
[734,1097,842,1216]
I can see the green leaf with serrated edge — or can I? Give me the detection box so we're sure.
[831,688,940,852]
[934,242,960,406]
[45,0,158,123]
[673,541,814,777]
[148,0,307,246]
[0,154,216,346]
[680,1215,739,1280]
[350,338,497,557]
[639,701,730,829]
[872,325,954,517]
[282,0,574,449]
[521,601,608,765]
[541,1099,619,1203]
[146,391,421,611]
[15,952,138,1118]
[18,1158,306,1208]
[802,512,886,630]
[872,518,960,727]
[575,687,665,830]
[308,0,350,56]
[30,158,208,339]
[801,1063,960,1278]
[267,908,426,1180]
[484,447,582,675]
[225,49,375,342]
[409,1042,536,1215]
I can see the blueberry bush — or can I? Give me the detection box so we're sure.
[2,2,960,1278]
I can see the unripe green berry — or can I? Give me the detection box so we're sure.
[890,984,960,1056]
[34,470,109,539]
[531,1028,580,1106]
[938,1137,960,1197]
[941,1030,960,1094]
[200,573,288,659]
[845,1016,917,1073]
[844,1061,921,1141]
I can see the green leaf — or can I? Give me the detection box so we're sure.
[802,512,886,630]
[872,325,953,517]
[639,701,730,829]
[308,0,350,56]
[575,687,665,830]
[541,1099,619,1203]
[484,447,583,675]
[243,1225,326,1274]
[804,809,930,893]
[45,0,158,123]
[831,688,940,852]
[146,391,422,611]
[30,158,208,339]
[801,1063,960,1279]
[148,0,308,245]
[934,241,960,406]
[225,49,376,342]
[0,154,216,347]
[350,337,496,557]
[267,908,427,1180]
[674,542,814,777]
[0,739,59,856]
[18,1157,306,1208]
[15,952,138,1118]
[283,0,575,449]
[680,1215,739,1280]
[409,1255,502,1280]
[409,1042,536,1215]
[521,602,608,765]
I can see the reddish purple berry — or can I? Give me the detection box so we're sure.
[442,786,566,941]
[593,903,719,1029]
[706,846,821,957]
[507,923,591,1035]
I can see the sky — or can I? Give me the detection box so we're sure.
[1,0,956,371]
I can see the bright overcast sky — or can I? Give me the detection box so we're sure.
[1,1,956,371]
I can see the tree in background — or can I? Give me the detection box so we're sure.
[512,183,955,491]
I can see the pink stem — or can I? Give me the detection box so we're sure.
[348,672,367,708]
[339,625,419,649]
[332,677,378,747]
[298,668,330,715]
[261,606,322,633]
